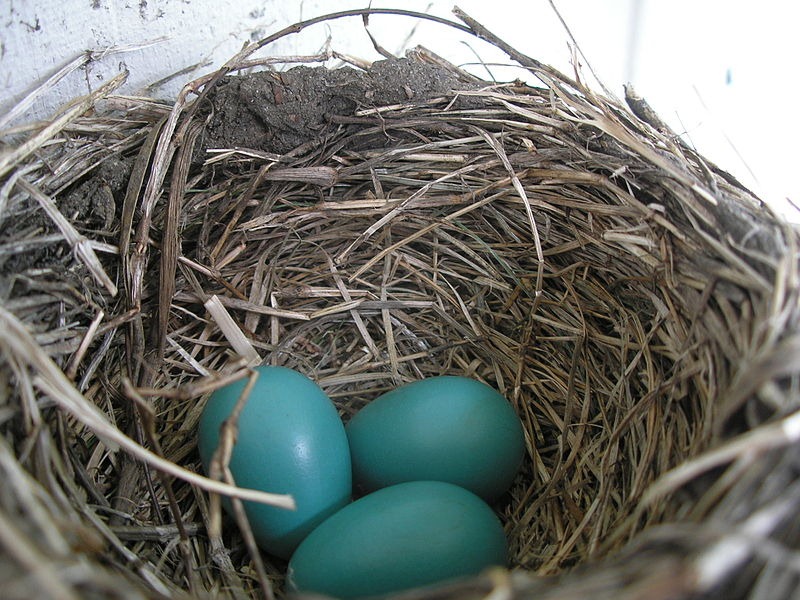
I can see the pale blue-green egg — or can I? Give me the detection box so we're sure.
[346,376,525,501]
[197,366,351,559]
[287,480,507,599]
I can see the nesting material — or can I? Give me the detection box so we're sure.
[1,9,799,600]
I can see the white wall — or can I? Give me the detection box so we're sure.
[2,1,797,220]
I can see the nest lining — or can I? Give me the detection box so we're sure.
[2,9,800,600]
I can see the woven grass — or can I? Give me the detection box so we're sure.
[1,8,799,600]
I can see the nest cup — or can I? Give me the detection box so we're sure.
[1,10,799,600]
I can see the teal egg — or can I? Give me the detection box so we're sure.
[287,481,507,599]
[197,366,351,559]
[346,376,525,501]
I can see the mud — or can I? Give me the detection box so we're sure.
[198,57,475,157]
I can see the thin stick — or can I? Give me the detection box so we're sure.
[546,0,616,99]
[206,369,274,599]
[452,6,581,90]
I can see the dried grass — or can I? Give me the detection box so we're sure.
[1,8,799,600]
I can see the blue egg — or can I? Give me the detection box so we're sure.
[197,366,351,559]
[346,376,525,501]
[287,481,507,599]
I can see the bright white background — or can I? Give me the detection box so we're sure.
[2,1,798,220]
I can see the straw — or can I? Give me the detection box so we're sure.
[1,7,798,600]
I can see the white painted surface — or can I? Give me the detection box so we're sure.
[2,1,797,219]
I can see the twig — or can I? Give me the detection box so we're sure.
[452,6,581,91]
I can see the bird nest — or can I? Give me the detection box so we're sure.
[1,9,799,600]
